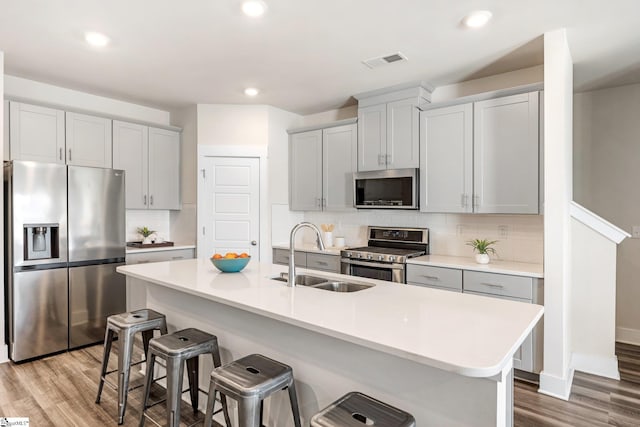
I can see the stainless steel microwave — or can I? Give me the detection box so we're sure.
[353,168,419,209]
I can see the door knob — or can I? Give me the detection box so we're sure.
[251,240,257,246]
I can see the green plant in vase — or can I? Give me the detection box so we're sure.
[466,238,497,264]
[137,226,156,244]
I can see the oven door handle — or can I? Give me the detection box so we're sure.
[340,259,405,270]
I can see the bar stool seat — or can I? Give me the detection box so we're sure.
[204,353,302,427]
[310,392,416,427]
[140,328,231,427]
[96,308,168,425]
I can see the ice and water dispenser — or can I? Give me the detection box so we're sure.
[24,223,59,260]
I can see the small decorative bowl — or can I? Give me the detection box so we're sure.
[210,257,251,273]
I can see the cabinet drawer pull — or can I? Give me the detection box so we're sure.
[481,282,503,289]
[171,256,184,260]
[315,261,329,266]
[421,275,440,281]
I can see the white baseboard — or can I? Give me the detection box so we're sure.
[570,352,620,380]
[616,327,640,346]
[538,368,575,400]
[0,344,9,364]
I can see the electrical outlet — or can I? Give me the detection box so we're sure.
[498,225,509,238]
[632,226,640,238]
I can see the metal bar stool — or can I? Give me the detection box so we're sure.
[310,392,416,427]
[96,308,168,425]
[203,353,302,427]
[139,328,232,427]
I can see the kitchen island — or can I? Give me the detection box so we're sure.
[117,258,543,426]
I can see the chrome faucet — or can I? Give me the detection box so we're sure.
[288,222,325,287]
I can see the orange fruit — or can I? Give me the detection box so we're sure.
[212,254,222,259]
[224,252,237,259]
[238,253,249,258]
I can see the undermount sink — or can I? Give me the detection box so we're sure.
[270,273,374,293]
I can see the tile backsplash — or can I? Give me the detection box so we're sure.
[298,210,543,264]
[125,210,171,242]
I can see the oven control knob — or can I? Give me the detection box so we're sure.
[367,254,373,260]
[389,256,396,262]
[378,255,384,261]
[346,252,352,258]
[356,253,362,258]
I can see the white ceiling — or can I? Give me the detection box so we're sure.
[1,0,639,115]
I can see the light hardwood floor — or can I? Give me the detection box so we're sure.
[1,342,640,426]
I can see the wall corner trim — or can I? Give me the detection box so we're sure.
[570,201,630,244]
[538,369,575,401]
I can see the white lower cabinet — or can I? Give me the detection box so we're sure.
[407,264,543,374]
[125,248,195,310]
[272,248,340,273]
[406,264,462,292]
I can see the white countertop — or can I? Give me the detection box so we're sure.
[408,255,544,278]
[117,259,543,378]
[272,243,345,255]
[125,243,196,254]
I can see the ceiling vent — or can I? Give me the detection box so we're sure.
[362,52,408,69]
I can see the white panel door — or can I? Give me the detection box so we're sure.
[289,130,322,211]
[474,92,539,214]
[420,104,473,213]
[387,98,420,169]
[10,102,65,164]
[357,103,386,171]
[323,123,357,211]
[65,112,112,168]
[201,157,260,259]
[113,120,148,209]
[148,127,181,210]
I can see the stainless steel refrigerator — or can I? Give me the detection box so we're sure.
[4,160,126,362]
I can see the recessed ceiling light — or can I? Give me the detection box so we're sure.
[85,31,110,47]
[242,0,267,17]
[244,87,259,97]
[462,10,492,28]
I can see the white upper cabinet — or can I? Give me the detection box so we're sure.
[323,124,357,211]
[148,127,181,210]
[420,103,473,213]
[113,121,148,209]
[357,98,420,171]
[355,85,430,172]
[420,91,540,214]
[65,112,112,168]
[357,104,386,171]
[387,98,420,169]
[473,92,539,214]
[10,102,65,164]
[113,121,181,210]
[289,121,357,212]
[289,129,323,211]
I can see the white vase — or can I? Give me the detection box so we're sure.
[142,236,154,245]
[475,253,490,264]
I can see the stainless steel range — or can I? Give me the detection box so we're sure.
[341,226,429,283]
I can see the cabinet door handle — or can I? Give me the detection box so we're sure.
[421,275,440,281]
[143,195,147,205]
[460,194,466,208]
[150,195,154,206]
[481,282,504,289]
[59,148,63,161]
[322,198,326,207]
[68,149,72,162]
[385,154,391,166]
[473,195,479,209]
[378,154,384,166]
